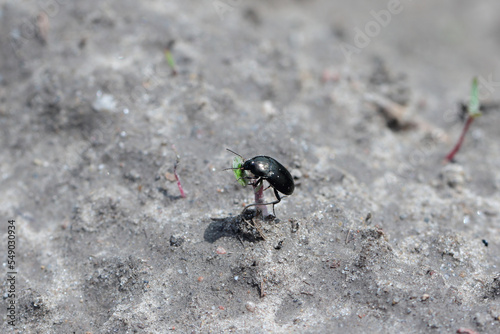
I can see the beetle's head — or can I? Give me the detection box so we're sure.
[242,159,253,170]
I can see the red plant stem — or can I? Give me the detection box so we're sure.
[172,144,186,198]
[174,161,186,198]
[445,115,475,162]
[253,181,269,218]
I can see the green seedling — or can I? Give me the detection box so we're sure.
[164,40,177,76]
[229,154,268,217]
[225,149,294,219]
[445,77,481,162]
[225,149,270,218]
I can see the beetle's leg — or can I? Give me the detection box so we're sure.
[262,183,272,191]
[246,176,261,187]
[270,188,284,216]
[268,188,289,216]
[242,187,287,217]
[254,178,265,191]
[235,175,258,187]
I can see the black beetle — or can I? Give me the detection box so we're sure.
[226,149,294,215]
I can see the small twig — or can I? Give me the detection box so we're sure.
[172,145,186,198]
[253,224,266,240]
[364,93,447,137]
[345,218,356,245]
[236,235,245,247]
[364,92,413,129]
[36,11,50,44]
[246,218,266,240]
[345,229,351,245]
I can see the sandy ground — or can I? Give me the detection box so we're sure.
[1,0,500,333]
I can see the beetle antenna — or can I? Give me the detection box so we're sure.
[226,148,244,159]
[224,149,245,172]
[222,166,241,171]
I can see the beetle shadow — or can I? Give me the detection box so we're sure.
[204,210,268,243]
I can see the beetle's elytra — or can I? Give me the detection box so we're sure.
[242,156,294,195]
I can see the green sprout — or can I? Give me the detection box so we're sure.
[232,156,248,186]
[231,156,268,218]
[468,77,481,117]
[226,149,270,219]
[164,40,177,76]
[445,77,481,162]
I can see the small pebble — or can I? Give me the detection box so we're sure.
[456,329,479,334]
[262,100,278,117]
[170,235,184,247]
[92,92,117,112]
[473,312,489,328]
[291,168,302,180]
[245,301,256,312]
[440,164,466,189]
[164,172,176,182]
[216,246,227,255]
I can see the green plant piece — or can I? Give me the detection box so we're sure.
[232,156,248,186]
[164,40,177,75]
[468,77,480,117]
[165,50,176,72]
